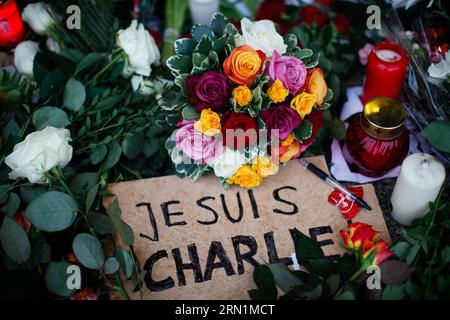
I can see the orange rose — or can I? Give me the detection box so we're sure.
[305,68,327,105]
[223,45,266,86]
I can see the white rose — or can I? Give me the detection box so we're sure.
[131,75,154,95]
[116,20,161,77]
[209,148,246,179]
[235,18,287,58]
[428,51,450,80]
[14,41,40,76]
[5,127,73,184]
[22,3,56,35]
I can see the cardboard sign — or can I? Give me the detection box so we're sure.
[104,156,390,300]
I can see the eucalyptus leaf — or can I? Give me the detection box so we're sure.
[102,142,122,171]
[45,261,75,297]
[90,144,107,165]
[0,217,31,264]
[87,212,113,235]
[25,191,78,232]
[122,133,144,160]
[116,247,134,279]
[72,233,105,270]
[63,78,86,112]
[32,107,70,130]
[104,257,120,274]
[3,192,20,217]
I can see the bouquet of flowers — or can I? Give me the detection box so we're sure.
[165,13,333,189]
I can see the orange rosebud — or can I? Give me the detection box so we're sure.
[371,240,394,265]
[305,68,327,105]
[223,45,266,86]
[340,222,381,250]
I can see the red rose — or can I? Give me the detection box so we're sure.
[300,6,329,28]
[256,0,285,24]
[302,110,325,146]
[221,112,258,149]
[332,14,350,34]
[256,0,296,34]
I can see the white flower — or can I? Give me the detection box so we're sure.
[235,18,287,58]
[14,41,40,76]
[46,37,60,53]
[208,148,246,179]
[428,51,450,80]
[385,0,433,10]
[5,127,73,184]
[116,20,160,77]
[22,3,56,35]
[131,75,154,95]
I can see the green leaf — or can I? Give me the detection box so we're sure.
[116,247,134,279]
[106,200,134,246]
[87,212,113,235]
[69,172,97,195]
[194,36,212,55]
[441,246,450,263]
[20,186,47,204]
[75,53,105,75]
[422,120,450,152]
[328,118,346,141]
[85,183,99,211]
[249,265,277,300]
[102,142,122,171]
[268,263,302,293]
[25,191,78,232]
[406,244,420,265]
[122,133,144,160]
[166,55,193,75]
[45,261,76,297]
[174,38,197,56]
[325,275,340,296]
[308,257,336,277]
[3,192,20,217]
[63,78,86,112]
[295,231,324,267]
[72,233,105,270]
[210,12,229,37]
[32,107,70,130]
[90,144,107,165]
[191,24,215,42]
[104,257,120,274]
[391,241,411,262]
[382,284,405,300]
[0,217,31,264]
[182,105,200,120]
[292,120,313,141]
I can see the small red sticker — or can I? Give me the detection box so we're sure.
[328,186,364,219]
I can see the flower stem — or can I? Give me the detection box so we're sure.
[114,272,131,300]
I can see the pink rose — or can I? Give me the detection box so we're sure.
[358,43,375,65]
[267,51,307,96]
[175,120,223,163]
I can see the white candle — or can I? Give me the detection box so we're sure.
[375,49,401,62]
[189,0,220,25]
[390,153,446,226]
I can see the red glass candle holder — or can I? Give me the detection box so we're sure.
[0,0,25,48]
[361,42,408,104]
[343,97,410,177]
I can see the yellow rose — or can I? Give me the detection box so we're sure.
[305,68,327,105]
[267,80,289,103]
[281,134,295,147]
[193,108,221,136]
[252,156,278,177]
[290,92,316,118]
[226,165,262,189]
[232,85,253,107]
[280,141,301,163]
